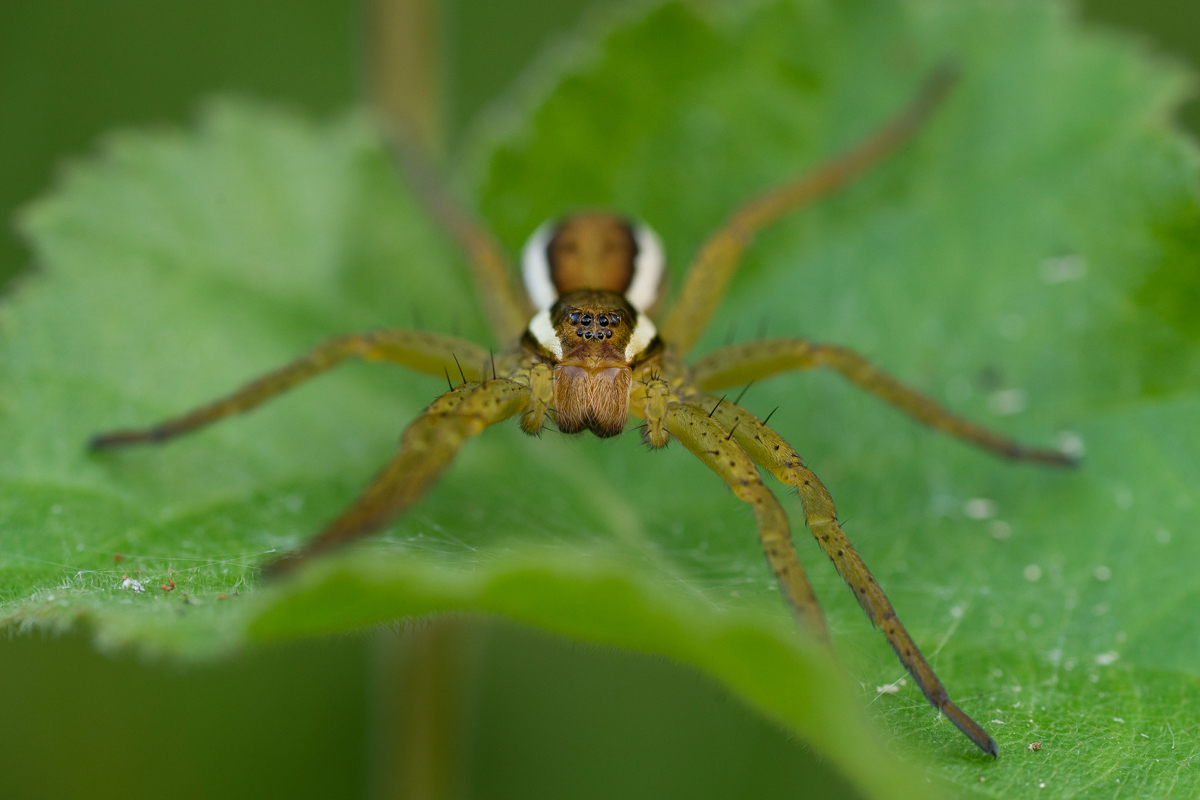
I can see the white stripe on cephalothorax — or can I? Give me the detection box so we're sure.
[528,309,562,359]
[521,221,557,311]
[624,313,657,362]
[627,224,665,312]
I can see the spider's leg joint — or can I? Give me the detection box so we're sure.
[520,363,554,436]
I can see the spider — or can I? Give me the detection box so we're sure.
[90,67,1073,757]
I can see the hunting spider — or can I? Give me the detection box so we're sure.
[91,67,1073,756]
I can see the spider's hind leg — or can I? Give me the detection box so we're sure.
[704,395,998,757]
[390,136,533,344]
[661,66,957,354]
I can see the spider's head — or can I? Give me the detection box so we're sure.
[521,212,664,437]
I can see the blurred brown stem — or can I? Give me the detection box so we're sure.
[370,616,481,800]
[367,0,447,159]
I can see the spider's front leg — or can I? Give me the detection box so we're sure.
[703,395,998,757]
[663,401,827,641]
[269,377,530,575]
[693,338,1075,466]
[90,329,488,449]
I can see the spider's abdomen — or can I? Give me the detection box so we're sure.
[522,212,664,313]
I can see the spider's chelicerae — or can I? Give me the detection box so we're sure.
[91,68,1073,757]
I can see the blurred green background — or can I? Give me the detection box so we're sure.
[0,1,1196,798]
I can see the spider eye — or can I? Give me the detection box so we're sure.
[581,314,593,325]
[598,314,609,326]
[605,329,613,339]
[569,311,581,324]
[575,328,584,337]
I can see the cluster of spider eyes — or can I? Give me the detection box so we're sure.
[568,310,620,341]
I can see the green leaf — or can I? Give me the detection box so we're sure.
[3,0,1199,796]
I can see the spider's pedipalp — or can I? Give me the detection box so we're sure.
[640,377,670,448]
[704,394,998,757]
[521,212,665,313]
[520,363,554,435]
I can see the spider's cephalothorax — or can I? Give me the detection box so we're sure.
[91,68,1077,757]
[521,212,663,437]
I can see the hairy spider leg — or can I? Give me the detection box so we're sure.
[664,402,827,641]
[390,135,533,345]
[269,378,531,575]
[89,329,487,449]
[703,395,998,757]
[691,337,1075,466]
[661,64,958,355]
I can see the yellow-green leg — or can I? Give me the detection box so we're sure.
[661,66,957,354]
[692,337,1074,466]
[704,395,998,757]
[90,329,488,449]
[270,378,530,574]
[391,137,534,345]
[665,402,827,641]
